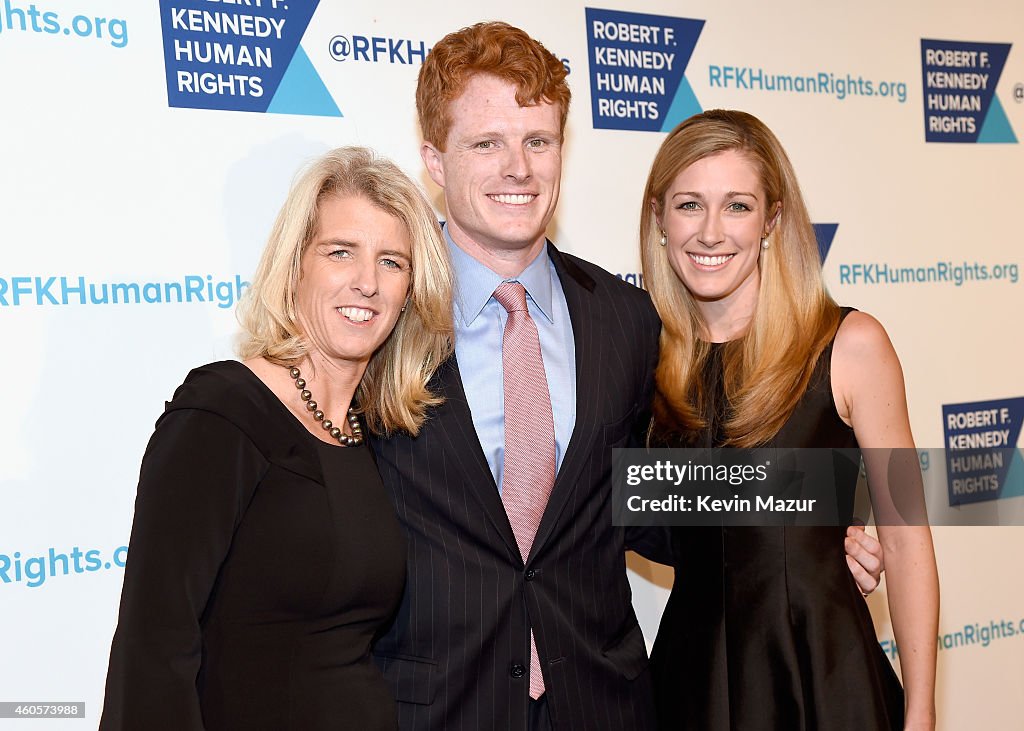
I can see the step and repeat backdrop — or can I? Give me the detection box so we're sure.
[2,1,1022,727]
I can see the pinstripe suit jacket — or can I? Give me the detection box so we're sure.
[372,243,662,731]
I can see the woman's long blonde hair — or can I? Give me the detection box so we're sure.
[640,110,840,446]
[237,147,454,436]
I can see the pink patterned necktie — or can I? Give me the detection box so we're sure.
[493,281,555,700]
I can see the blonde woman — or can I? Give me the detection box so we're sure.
[640,110,938,730]
[101,147,453,730]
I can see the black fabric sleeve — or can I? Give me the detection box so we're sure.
[100,408,268,730]
[625,302,674,565]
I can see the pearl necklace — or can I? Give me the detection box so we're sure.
[288,366,364,447]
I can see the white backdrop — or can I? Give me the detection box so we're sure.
[1,1,1022,728]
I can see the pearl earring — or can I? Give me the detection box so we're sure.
[659,230,667,247]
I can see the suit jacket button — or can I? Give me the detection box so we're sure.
[510,663,526,678]
[525,569,536,581]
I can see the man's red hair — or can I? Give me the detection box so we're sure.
[416,22,571,150]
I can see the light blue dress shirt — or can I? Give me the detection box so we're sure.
[446,226,577,492]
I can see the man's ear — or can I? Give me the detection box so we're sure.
[421,142,446,188]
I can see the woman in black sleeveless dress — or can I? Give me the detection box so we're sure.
[638,111,939,730]
[100,148,454,730]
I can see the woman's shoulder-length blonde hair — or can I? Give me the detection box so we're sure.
[640,109,840,446]
[237,146,454,436]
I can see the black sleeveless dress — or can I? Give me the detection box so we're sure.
[649,311,905,730]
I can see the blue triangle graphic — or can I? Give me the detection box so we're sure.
[660,77,702,132]
[812,223,839,263]
[1000,449,1024,500]
[267,45,342,118]
[977,95,1017,143]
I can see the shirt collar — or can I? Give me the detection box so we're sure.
[445,224,554,326]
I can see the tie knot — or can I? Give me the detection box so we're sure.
[493,281,529,314]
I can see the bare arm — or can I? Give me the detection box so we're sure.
[833,311,939,731]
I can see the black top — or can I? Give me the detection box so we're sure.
[650,310,905,730]
[100,361,405,730]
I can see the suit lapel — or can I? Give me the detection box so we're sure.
[430,241,607,564]
[531,244,604,557]
[432,354,521,559]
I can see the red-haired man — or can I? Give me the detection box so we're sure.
[371,21,884,731]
